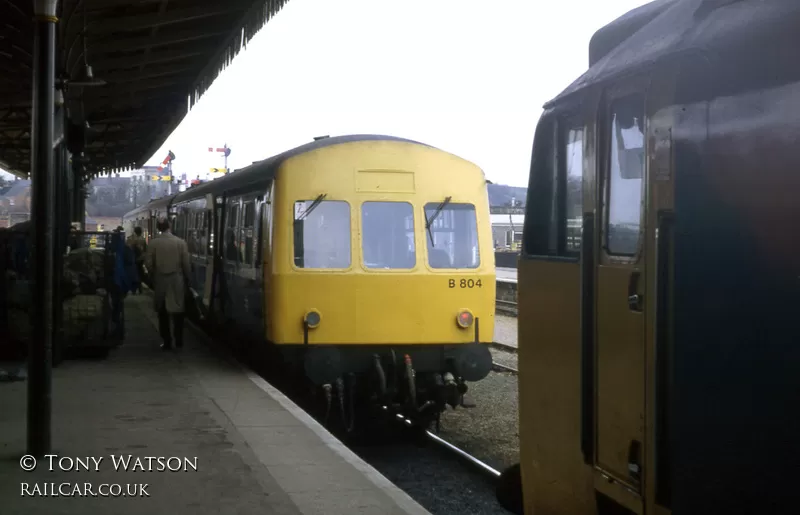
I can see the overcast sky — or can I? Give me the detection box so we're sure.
[2,0,648,186]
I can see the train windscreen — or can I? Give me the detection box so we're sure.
[293,199,351,269]
[424,202,480,269]
[361,201,416,269]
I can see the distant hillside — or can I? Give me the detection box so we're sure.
[487,183,527,207]
[6,176,529,215]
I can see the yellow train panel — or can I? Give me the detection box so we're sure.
[266,139,495,346]
[518,258,594,514]
[269,273,494,345]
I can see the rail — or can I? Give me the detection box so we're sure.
[389,408,502,479]
[496,299,518,316]
[492,360,517,374]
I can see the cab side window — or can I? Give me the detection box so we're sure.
[523,114,584,258]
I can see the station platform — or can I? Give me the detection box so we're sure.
[0,294,429,515]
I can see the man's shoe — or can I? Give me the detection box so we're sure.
[160,343,172,350]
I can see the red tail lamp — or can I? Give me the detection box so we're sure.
[456,310,474,328]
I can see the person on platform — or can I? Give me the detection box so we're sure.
[145,218,191,350]
[126,226,147,294]
[110,227,136,339]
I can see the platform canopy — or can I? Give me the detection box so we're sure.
[0,0,289,179]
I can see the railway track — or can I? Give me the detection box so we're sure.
[391,408,502,479]
[491,360,517,374]
[495,299,518,316]
[491,340,517,354]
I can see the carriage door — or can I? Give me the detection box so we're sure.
[595,92,647,494]
[202,193,216,308]
[209,194,227,315]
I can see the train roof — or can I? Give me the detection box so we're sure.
[546,0,800,108]
[172,134,433,204]
[122,194,176,219]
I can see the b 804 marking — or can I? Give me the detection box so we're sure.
[449,279,483,289]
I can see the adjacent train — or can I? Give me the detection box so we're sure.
[123,134,495,427]
[498,1,800,514]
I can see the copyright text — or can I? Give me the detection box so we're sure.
[19,454,198,472]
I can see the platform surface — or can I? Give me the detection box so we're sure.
[0,295,429,515]
[493,314,518,349]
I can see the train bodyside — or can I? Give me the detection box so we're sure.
[170,174,270,343]
[504,1,800,515]
[122,196,173,243]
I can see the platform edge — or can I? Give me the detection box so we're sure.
[242,367,432,515]
[136,298,431,515]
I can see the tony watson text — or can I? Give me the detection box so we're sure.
[111,455,198,472]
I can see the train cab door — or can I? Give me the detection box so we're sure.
[593,86,648,510]
[259,187,273,337]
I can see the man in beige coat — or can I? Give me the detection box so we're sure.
[145,218,191,350]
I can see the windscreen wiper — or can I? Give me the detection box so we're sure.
[298,193,327,221]
[424,196,451,246]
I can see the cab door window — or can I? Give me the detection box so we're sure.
[606,96,645,256]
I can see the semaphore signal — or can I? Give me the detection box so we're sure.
[208,143,231,172]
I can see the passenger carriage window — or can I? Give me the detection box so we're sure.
[179,212,188,240]
[424,203,479,269]
[361,202,415,269]
[225,202,241,263]
[196,211,207,258]
[523,115,584,258]
[186,211,196,254]
[606,96,644,256]
[241,201,256,266]
[293,200,350,269]
[191,212,201,256]
[260,187,273,263]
